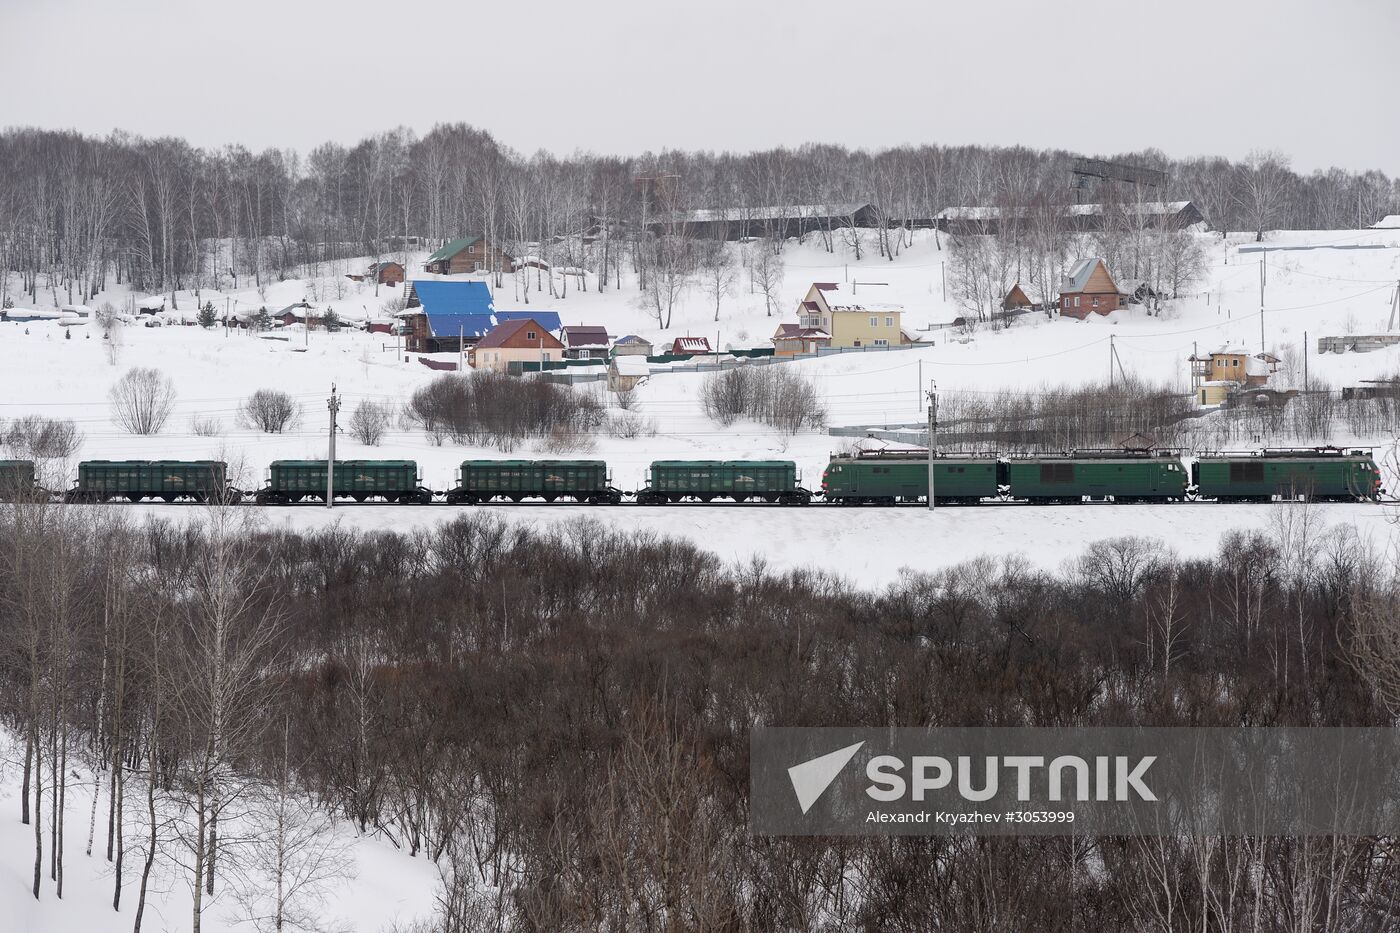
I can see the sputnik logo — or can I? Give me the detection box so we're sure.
[788,741,864,814]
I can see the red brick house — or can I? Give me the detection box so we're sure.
[1058,258,1122,319]
[424,235,516,275]
[470,318,564,372]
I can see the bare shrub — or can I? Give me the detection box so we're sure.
[608,411,658,438]
[190,414,224,437]
[613,383,639,410]
[700,366,826,433]
[404,373,605,451]
[348,400,394,446]
[700,368,753,426]
[2,415,83,459]
[109,367,176,435]
[240,389,301,433]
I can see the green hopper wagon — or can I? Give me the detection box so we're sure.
[256,460,431,505]
[446,459,621,504]
[636,460,810,505]
[0,460,40,501]
[65,460,237,503]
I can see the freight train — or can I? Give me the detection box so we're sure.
[0,447,1384,506]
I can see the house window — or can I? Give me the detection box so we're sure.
[542,352,551,361]
[527,331,537,340]
[1074,297,1080,307]
[1092,297,1099,308]
[1062,297,1068,309]
[885,316,894,327]
[869,316,878,327]
[874,338,888,346]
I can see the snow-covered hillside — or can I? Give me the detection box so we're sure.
[0,732,438,933]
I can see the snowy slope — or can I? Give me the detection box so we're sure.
[0,734,439,933]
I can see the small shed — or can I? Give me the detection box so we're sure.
[608,355,650,392]
[612,335,654,357]
[1002,283,1033,311]
[366,261,405,286]
[1198,381,1234,407]
[671,336,712,355]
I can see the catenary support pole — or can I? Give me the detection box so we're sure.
[927,380,937,512]
[326,385,340,510]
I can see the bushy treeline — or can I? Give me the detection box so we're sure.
[3,500,1400,930]
[404,372,605,450]
[1,124,1396,307]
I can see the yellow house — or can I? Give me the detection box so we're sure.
[797,282,911,349]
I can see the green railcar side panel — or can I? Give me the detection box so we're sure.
[0,460,37,487]
[1007,459,1186,498]
[1196,456,1378,498]
[821,458,998,499]
[647,460,798,494]
[268,460,419,495]
[458,460,610,495]
[76,460,228,496]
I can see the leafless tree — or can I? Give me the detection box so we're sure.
[240,389,300,434]
[752,238,785,318]
[1235,149,1293,242]
[110,367,177,435]
[347,399,393,446]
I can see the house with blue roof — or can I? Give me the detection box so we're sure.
[402,279,563,352]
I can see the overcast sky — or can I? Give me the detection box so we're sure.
[3,0,1396,176]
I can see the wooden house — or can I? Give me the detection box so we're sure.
[1058,258,1122,319]
[424,236,516,275]
[1002,283,1033,311]
[366,261,405,285]
[470,318,564,372]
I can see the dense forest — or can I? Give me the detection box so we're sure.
[0,124,1396,307]
[4,499,1400,931]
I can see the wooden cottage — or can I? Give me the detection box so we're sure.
[424,236,516,275]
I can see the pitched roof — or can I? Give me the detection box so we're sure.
[812,282,903,312]
[497,309,562,332]
[414,279,495,316]
[426,236,483,263]
[562,325,610,348]
[1060,258,1116,294]
[614,334,652,346]
[673,336,711,353]
[476,318,563,349]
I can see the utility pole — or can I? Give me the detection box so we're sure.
[326,385,340,510]
[926,380,937,512]
[458,324,464,372]
[1110,335,1115,388]
[941,261,947,302]
[1304,330,1309,391]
